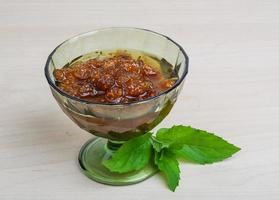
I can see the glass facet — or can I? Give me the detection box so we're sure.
[45,27,189,185]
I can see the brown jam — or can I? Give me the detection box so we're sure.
[53,50,177,103]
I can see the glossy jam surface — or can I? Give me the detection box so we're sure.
[54,50,177,103]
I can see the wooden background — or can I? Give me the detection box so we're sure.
[0,0,279,199]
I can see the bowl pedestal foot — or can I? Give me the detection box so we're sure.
[78,137,158,185]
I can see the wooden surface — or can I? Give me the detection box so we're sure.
[1,0,279,199]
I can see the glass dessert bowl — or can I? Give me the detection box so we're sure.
[44,27,189,185]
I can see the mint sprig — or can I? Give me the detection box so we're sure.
[103,125,241,191]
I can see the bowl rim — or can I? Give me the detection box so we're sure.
[44,27,189,106]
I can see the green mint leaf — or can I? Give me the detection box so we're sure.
[151,136,170,152]
[154,149,180,192]
[103,132,153,173]
[156,125,241,164]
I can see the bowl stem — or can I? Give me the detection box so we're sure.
[105,139,125,151]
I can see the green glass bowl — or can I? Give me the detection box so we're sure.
[45,27,189,185]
